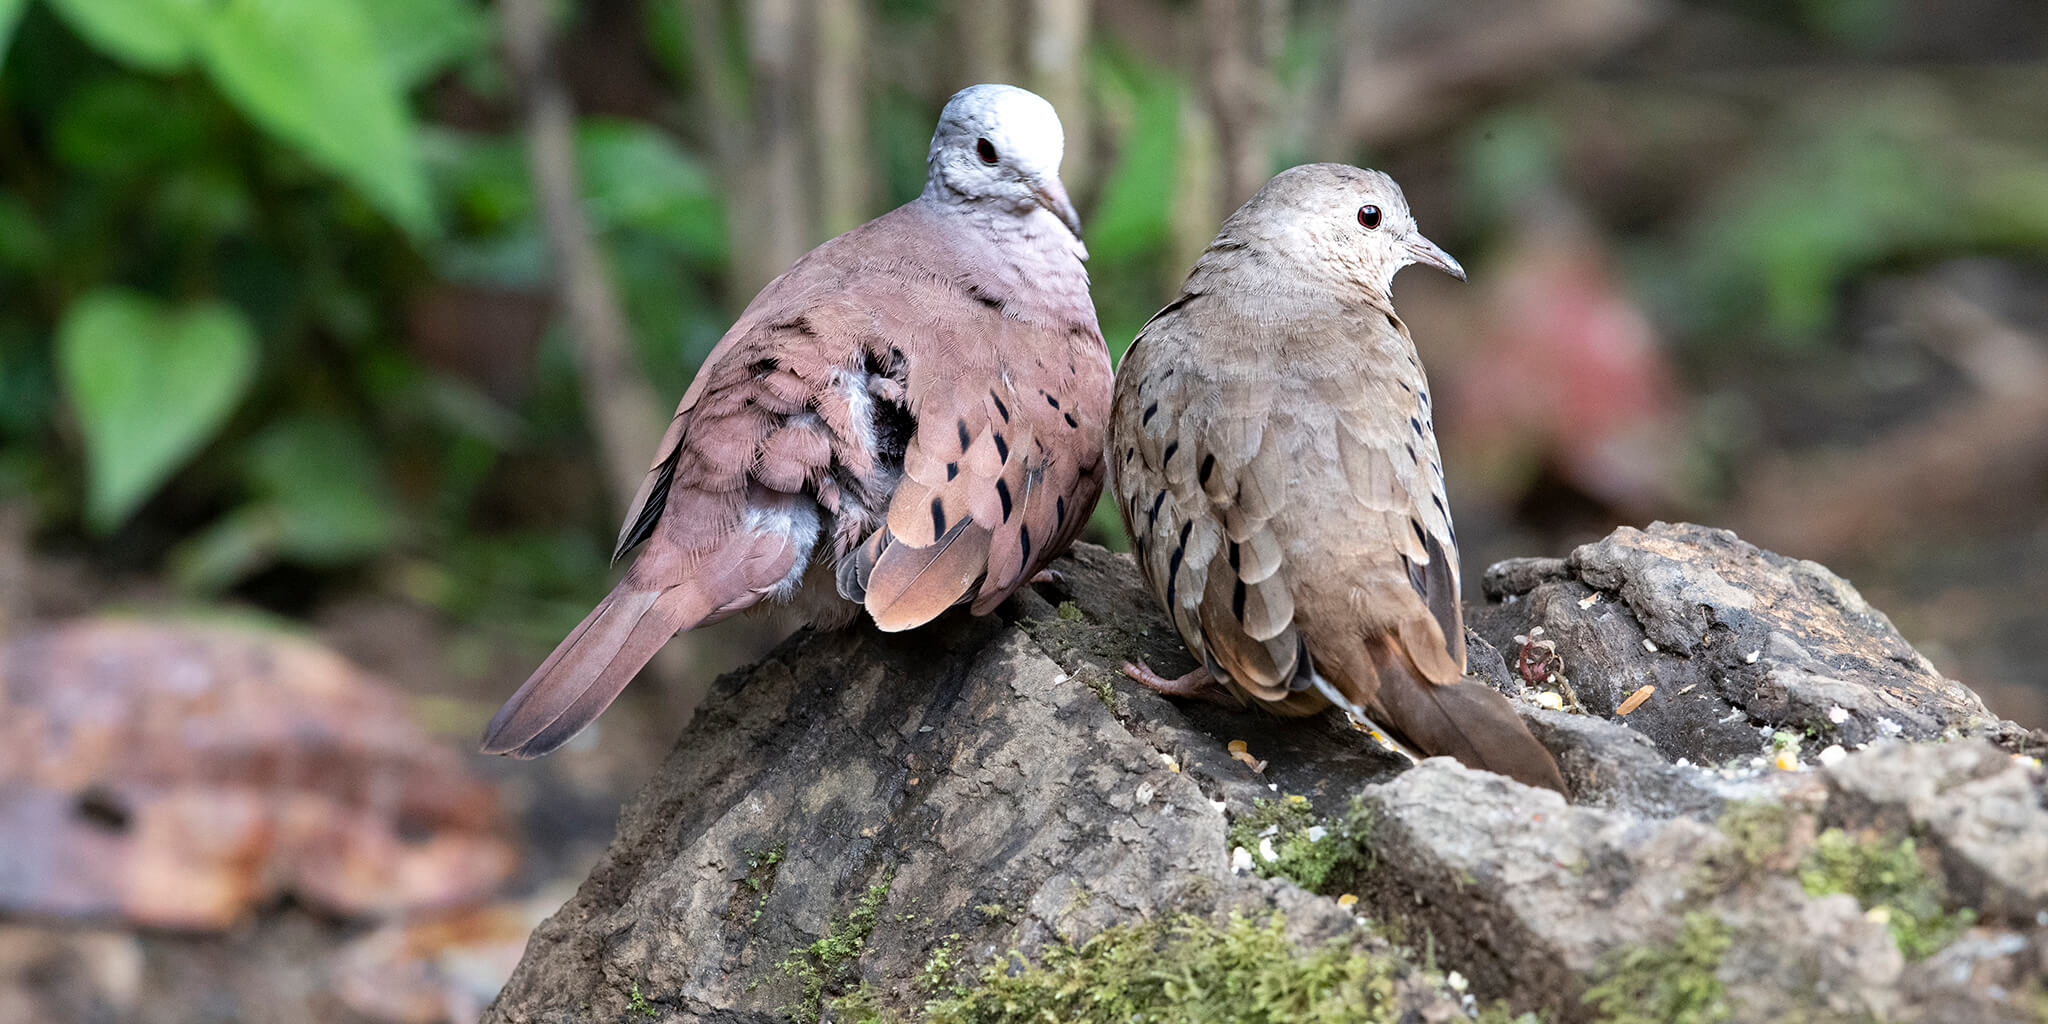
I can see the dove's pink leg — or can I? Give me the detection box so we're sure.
[1121,661,1233,703]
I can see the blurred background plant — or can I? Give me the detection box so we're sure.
[1,0,2045,1020]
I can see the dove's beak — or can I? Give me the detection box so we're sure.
[1406,235,1466,281]
[1032,177,1085,242]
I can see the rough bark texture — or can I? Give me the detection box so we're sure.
[485,523,2047,1023]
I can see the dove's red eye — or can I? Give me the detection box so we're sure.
[976,138,999,164]
[1358,205,1382,230]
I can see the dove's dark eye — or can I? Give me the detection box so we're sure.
[1357,205,1382,230]
[976,138,999,164]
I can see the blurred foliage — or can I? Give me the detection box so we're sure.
[0,0,2045,669]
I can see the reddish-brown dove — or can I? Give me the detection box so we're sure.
[483,84,1109,758]
[1108,164,1566,793]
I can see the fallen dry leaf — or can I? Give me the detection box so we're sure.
[0,617,517,930]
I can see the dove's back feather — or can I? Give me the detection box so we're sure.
[487,170,1107,758]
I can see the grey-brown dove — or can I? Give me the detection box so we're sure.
[1108,164,1565,793]
[482,84,1109,758]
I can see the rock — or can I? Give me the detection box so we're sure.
[1474,522,1998,764]
[484,526,2048,1023]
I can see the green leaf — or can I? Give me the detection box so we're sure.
[244,416,399,562]
[58,289,257,531]
[357,0,489,90]
[44,0,201,72]
[576,118,728,261]
[172,416,400,591]
[193,0,435,236]
[1087,53,1182,265]
[0,0,27,68]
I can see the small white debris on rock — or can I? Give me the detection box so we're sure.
[1876,717,1904,738]
[1817,744,1848,767]
[1533,691,1565,711]
[1158,752,1181,772]
[1134,781,1155,806]
[1577,593,1601,609]
[1744,650,1761,664]
[1446,970,1469,993]
[1258,837,1278,862]
[1208,798,1228,813]
[1827,705,1850,725]
[1231,847,1254,874]
[1642,638,1659,653]
[1305,825,1328,843]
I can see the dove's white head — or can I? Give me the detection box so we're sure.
[923,84,1083,242]
[1222,164,1464,300]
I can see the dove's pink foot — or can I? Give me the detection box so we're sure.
[1121,661,1233,704]
[1029,568,1064,586]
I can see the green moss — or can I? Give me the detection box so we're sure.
[845,913,1419,1024]
[740,841,786,922]
[1706,800,1800,884]
[1583,912,1733,1024]
[626,982,658,1018]
[1225,795,1375,896]
[918,934,965,997]
[780,873,895,1023]
[1798,828,1975,959]
[1056,600,1085,621]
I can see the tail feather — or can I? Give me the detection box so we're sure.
[479,585,698,758]
[1367,651,1566,794]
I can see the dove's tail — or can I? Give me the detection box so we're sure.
[478,582,702,759]
[1365,641,1567,794]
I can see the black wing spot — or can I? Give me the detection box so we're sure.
[1124,446,1136,464]
[1162,441,1179,465]
[1405,442,1417,464]
[1227,540,1240,570]
[1432,493,1447,516]
[1147,491,1166,531]
[1044,392,1060,409]
[967,285,1004,309]
[1018,524,1033,564]
[946,461,959,481]
[958,419,972,451]
[1403,554,1428,597]
[749,357,779,376]
[993,433,1009,462]
[1064,412,1078,428]
[1055,495,1067,527]
[1197,454,1215,486]
[931,499,947,537]
[1232,579,1248,621]
[990,390,1010,422]
[1411,517,1428,548]
[1409,416,1422,436]
[1142,402,1159,426]
[996,479,1013,520]
[1165,520,1193,608]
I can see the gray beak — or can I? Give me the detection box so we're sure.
[1406,234,1466,281]
[1032,177,1085,241]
